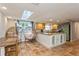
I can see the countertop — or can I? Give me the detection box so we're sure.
[37,32,65,36]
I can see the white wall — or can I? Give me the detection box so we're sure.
[70,22,79,41]
[0,13,6,38]
[74,22,79,39]
[6,19,15,31]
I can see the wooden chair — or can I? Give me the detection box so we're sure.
[5,27,19,56]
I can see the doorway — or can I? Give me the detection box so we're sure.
[61,22,71,41]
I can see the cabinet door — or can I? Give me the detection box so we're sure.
[55,35,60,46]
[60,34,63,43]
[52,35,60,46]
[62,34,66,43]
[60,34,66,44]
[52,36,55,45]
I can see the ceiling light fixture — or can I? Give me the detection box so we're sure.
[1,6,7,10]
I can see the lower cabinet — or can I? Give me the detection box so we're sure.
[52,34,66,47]
[37,33,66,48]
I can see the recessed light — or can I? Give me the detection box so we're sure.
[1,6,7,10]
[32,3,40,6]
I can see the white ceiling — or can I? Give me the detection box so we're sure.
[0,3,79,22]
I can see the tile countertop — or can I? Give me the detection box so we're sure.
[0,38,18,47]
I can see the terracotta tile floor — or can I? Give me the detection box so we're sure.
[18,40,79,56]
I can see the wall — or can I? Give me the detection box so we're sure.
[74,22,79,39]
[70,22,79,41]
[0,12,16,39]
[6,19,16,31]
[0,13,6,38]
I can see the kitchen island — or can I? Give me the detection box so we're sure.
[36,33,66,49]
